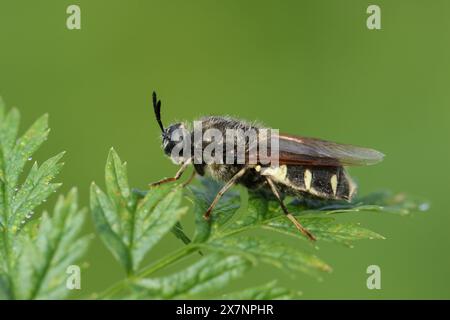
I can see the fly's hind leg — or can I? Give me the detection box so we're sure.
[265,177,316,241]
[203,167,248,220]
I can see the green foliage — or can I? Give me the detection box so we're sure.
[223,281,300,300]
[91,150,427,300]
[134,254,251,299]
[90,149,188,275]
[14,190,90,299]
[224,191,386,248]
[0,98,89,300]
[0,97,428,300]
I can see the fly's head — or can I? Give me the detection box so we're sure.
[152,92,191,164]
[161,122,189,157]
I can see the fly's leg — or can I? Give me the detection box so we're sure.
[149,162,190,187]
[265,177,316,241]
[203,167,247,220]
[181,170,196,187]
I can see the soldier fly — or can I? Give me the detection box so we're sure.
[150,92,384,241]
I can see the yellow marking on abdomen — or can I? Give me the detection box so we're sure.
[260,165,288,182]
[331,174,338,196]
[304,169,312,190]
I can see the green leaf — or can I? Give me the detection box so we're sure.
[10,152,65,231]
[202,236,331,279]
[224,190,269,231]
[0,100,76,300]
[105,149,134,245]
[223,281,300,300]
[290,190,430,216]
[262,217,384,247]
[0,108,20,167]
[90,182,132,273]
[353,191,430,215]
[226,191,384,247]
[129,189,193,247]
[132,185,188,270]
[134,254,251,299]
[90,148,188,274]
[0,109,60,230]
[7,114,50,189]
[186,177,240,243]
[0,274,11,299]
[14,189,90,299]
[119,175,424,299]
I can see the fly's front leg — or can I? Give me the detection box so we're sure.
[265,177,316,241]
[203,167,248,220]
[149,162,190,187]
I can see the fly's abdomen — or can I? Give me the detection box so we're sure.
[284,165,357,201]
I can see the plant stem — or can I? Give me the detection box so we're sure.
[96,245,197,299]
[137,245,197,278]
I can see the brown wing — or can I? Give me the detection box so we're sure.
[273,134,385,167]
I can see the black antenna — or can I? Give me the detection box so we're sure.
[152,91,164,133]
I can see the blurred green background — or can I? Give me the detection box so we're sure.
[1,0,449,299]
